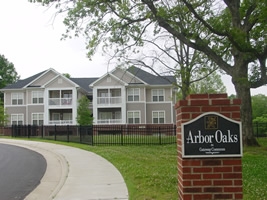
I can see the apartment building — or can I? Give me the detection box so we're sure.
[91,66,176,124]
[1,67,176,126]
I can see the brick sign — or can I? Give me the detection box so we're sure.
[182,112,242,158]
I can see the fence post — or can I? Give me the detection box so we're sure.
[54,125,57,141]
[11,125,14,137]
[121,125,123,146]
[159,126,162,145]
[256,122,258,138]
[41,125,44,138]
[92,125,94,146]
[79,125,82,144]
[28,125,31,138]
[67,125,70,142]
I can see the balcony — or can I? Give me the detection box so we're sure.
[49,98,73,107]
[97,97,122,105]
[97,119,123,124]
[49,120,73,125]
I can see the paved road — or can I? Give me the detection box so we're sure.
[0,143,47,200]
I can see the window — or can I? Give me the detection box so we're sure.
[32,113,44,125]
[12,93,23,105]
[153,111,165,124]
[152,89,164,102]
[52,113,60,121]
[32,91,44,104]
[11,114,24,125]
[127,111,140,124]
[127,88,140,102]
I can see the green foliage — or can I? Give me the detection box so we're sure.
[76,96,93,126]
[253,114,267,123]
[253,114,267,137]
[0,54,18,124]
[28,1,267,86]
[62,73,71,78]
[251,94,267,119]
[0,54,19,89]
[176,70,226,99]
[0,100,8,126]
[190,71,226,94]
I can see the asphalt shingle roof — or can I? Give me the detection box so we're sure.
[126,66,176,85]
[1,70,47,89]
[70,78,98,93]
[1,67,175,91]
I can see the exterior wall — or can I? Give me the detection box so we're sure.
[3,90,26,106]
[30,70,57,86]
[94,75,125,87]
[146,103,173,124]
[126,103,146,124]
[5,106,26,124]
[3,91,12,105]
[27,105,45,124]
[46,77,75,88]
[26,89,45,104]
[126,86,146,102]
[146,87,173,102]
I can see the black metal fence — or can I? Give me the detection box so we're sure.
[9,124,177,145]
[253,122,267,138]
[3,122,266,145]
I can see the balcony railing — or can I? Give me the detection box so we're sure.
[97,119,123,124]
[97,97,122,105]
[49,120,73,125]
[49,98,72,106]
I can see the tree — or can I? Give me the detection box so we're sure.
[123,34,222,100]
[29,0,267,146]
[76,96,93,126]
[251,94,267,120]
[0,54,19,89]
[190,71,226,95]
[0,100,8,126]
[62,73,71,78]
[0,54,19,100]
[0,54,18,124]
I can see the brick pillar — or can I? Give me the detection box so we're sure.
[176,94,243,200]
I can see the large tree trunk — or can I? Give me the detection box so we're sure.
[233,76,259,146]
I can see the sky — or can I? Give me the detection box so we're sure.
[0,0,266,96]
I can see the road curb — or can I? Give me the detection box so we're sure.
[0,139,69,200]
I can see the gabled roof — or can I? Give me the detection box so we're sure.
[1,70,47,90]
[1,69,98,94]
[1,66,175,92]
[126,66,176,85]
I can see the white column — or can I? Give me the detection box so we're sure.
[121,86,126,124]
[93,87,98,124]
[44,89,49,125]
[72,88,77,125]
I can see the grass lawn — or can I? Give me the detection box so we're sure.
[1,136,267,199]
[242,138,267,200]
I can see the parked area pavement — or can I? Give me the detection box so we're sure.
[0,139,129,200]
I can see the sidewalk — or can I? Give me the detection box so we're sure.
[0,139,129,200]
